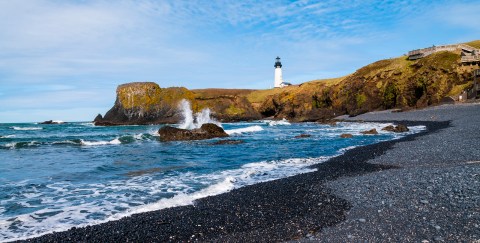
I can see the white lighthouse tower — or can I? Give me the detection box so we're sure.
[274,56,283,88]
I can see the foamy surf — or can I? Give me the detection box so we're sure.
[0,155,329,242]
[80,138,121,146]
[225,125,264,135]
[265,118,291,126]
[11,127,43,131]
[0,135,15,138]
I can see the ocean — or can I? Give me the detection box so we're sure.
[0,117,425,241]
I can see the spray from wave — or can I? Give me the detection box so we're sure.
[178,99,221,129]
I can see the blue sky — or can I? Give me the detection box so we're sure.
[0,0,479,123]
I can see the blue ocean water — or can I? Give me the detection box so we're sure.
[0,120,425,241]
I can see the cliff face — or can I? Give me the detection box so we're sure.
[94,84,261,125]
[95,82,196,125]
[95,41,479,125]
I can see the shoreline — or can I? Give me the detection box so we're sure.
[15,120,446,242]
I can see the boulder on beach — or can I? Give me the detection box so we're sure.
[340,133,353,138]
[360,128,378,135]
[382,124,409,133]
[158,123,229,142]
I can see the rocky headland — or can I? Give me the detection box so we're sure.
[94,41,480,126]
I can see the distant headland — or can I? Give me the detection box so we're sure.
[94,40,480,126]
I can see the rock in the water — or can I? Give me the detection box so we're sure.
[295,134,311,138]
[212,140,244,145]
[382,124,409,132]
[340,133,353,138]
[360,128,378,135]
[159,123,228,142]
[40,120,65,124]
[317,120,337,126]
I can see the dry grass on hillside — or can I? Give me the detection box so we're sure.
[192,89,256,98]
[465,40,480,49]
[246,77,346,104]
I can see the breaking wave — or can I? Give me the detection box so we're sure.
[225,125,264,135]
[11,127,43,131]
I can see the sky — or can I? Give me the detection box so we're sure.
[1,0,479,123]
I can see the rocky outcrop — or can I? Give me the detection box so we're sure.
[382,124,409,133]
[40,120,65,124]
[360,128,378,135]
[158,123,229,141]
[340,133,353,138]
[94,84,261,125]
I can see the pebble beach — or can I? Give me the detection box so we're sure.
[17,103,479,242]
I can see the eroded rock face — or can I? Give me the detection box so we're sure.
[94,82,196,126]
[158,123,229,142]
[382,124,409,133]
[94,83,262,125]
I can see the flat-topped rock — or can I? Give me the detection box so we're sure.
[158,123,229,142]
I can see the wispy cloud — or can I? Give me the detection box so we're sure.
[0,0,478,122]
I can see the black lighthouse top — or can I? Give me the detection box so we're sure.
[274,56,282,68]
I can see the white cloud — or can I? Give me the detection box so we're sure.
[0,0,478,122]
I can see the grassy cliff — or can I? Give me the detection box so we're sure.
[96,40,479,125]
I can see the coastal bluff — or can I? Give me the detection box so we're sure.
[94,40,480,125]
[94,83,261,125]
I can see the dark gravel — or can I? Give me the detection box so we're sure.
[15,104,480,242]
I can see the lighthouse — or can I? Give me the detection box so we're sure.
[274,56,283,88]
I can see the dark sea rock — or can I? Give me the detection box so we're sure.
[318,120,337,126]
[40,120,65,124]
[158,123,229,142]
[295,134,312,138]
[382,124,409,132]
[360,128,378,135]
[340,133,353,138]
[211,140,244,145]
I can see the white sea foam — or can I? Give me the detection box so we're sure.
[178,99,221,129]
[52,120,65,124]
[0,135,15,138]
[2,141,40,149]
[265,118,291,126]
[80,138,121,146]
[225,125,264,135]
[11,127,43,131]
[0,155,329,242]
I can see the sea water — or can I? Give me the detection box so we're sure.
[0,116,425,241]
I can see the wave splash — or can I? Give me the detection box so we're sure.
[225,125,264,135]
[178,99,221,129]
[265,118,291,126]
